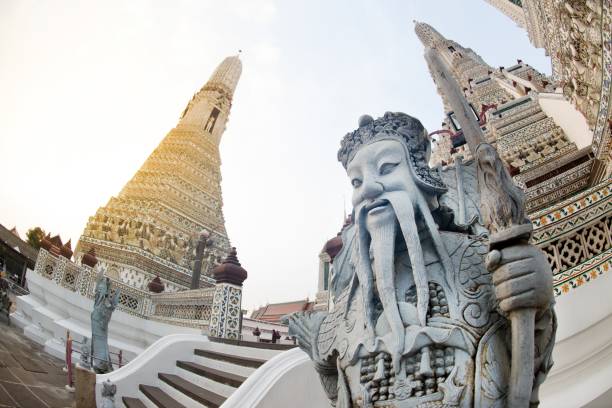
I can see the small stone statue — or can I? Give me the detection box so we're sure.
[100,379,117,408]
[287,113,556,407]
[79,337,91,369]
[91,273,120,374]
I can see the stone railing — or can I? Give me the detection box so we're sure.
[149,288,215,330]
[530,179,612,296]
[31,248,240,338]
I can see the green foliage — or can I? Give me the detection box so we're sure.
[26,227,45,249]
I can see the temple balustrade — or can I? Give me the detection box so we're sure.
[530,178,612,296]
[149,288,215,329]
[31,247,237,336]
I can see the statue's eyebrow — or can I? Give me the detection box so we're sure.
[374,145,403,162]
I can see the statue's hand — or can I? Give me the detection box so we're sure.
[485,244,553,314]
[284,311,326,361]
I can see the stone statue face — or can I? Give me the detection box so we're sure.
[348,139,412,224]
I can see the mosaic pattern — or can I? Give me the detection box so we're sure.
[553,248,612,296]
[592,0,612,161]
[530,180,612,296]
[208,283,242,339]
[531,181,611,236]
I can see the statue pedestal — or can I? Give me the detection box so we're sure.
[75,365,96,408]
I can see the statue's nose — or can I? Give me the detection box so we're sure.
[362,177,384,200]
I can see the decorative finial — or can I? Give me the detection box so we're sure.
[212,247,247,286]
[82,247,98,268]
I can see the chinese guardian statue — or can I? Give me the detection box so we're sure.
[288,112,556,407]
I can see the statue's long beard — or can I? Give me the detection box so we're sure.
[353,181,453,370]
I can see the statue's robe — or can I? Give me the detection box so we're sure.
[309,228,555,408]
[91,278,119,373]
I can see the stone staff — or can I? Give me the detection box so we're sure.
[425,47,535,407]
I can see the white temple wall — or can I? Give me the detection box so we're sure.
[539,269,612,408]
[221,348,328,408]
[11,268,200,363]
[538,91,593,150]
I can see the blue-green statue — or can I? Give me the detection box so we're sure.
[91,274,120,374]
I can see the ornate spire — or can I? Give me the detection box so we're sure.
[207,55,242,98]
[414,20,447,48]
[483,0,526,29]
[76,53,239,290]
[177,54,243,143]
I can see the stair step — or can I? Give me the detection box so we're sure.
[122,397,147,408]
[139,384,185,408]
[159,373,226,408]
[177,360,246,388]
[209,336,296,350]
[194,348,266,369]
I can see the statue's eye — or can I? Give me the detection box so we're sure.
[379,162,398,175]
[351,178,362,188]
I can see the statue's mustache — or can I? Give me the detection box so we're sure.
[362,198,390,213]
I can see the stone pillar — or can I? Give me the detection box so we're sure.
[209,282,243,339]
[208,248,247,339]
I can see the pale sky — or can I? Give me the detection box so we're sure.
[0,0,550,312]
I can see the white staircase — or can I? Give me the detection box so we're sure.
[97,335,294,408]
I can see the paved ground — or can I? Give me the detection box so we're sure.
[0,315,75,408]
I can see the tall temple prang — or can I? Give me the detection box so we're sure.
[483,0,612,183]
[75,55,242,292]
[414,21,595,212]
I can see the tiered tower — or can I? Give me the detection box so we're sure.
[75,55,242,292]
[415,22,593,211]
[484,0,611,183]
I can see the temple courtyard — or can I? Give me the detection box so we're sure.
[0,319,74,408]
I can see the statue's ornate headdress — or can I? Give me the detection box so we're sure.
[338,112,447,194]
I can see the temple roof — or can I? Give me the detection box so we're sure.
[0,224,38,263]
[250,299,314,324]
[9,227,20,238]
